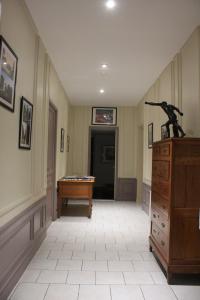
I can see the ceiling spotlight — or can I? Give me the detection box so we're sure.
[105,0,116,10]
[100,89,105,94]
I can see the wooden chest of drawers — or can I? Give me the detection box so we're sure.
[149,138,200,283]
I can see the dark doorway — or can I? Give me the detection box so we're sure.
[47,102,57,226]
[90,128,116,199]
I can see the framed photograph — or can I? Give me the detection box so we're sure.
[92,107,117,126]
[148,123,153,149]
[0,36,18,112]
[60,128,65,152]
[161,124,169,140]
[19,97,33,150]
[102,145,115,163]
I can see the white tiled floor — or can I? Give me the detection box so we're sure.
[8,201,200,299]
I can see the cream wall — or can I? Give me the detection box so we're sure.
[0,0,70,226]
[67,106,137,179]
[137,26,200,184]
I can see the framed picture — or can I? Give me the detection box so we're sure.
[92,107,117,126]
[148,123,153,149]
[161,124,169,140]
[102,145,115,163]
[0,36,18,112]
[19,97,33,150]
[60,128,65,152]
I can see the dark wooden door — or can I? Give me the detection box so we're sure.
[47,103,57,226]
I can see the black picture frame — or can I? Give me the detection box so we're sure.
[60,128,65,152]
[19,97,33,150]
[0,35,18,112]
[148,123,153,149]
[92,107,117,126]
[161,124,169,140]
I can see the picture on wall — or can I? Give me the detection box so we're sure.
[148,123,153,148]
[161,124,169,140]
[60,128,65,152]
[92,107,117,125]
[19,97,33,150]
[0,35,18,112]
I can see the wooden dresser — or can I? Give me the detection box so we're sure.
[149,138,200,283]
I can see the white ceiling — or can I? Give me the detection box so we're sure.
[25,0,200,106]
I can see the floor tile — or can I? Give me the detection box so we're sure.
[111,285,144,300]
[96,271,124,284]
[44,284,79,300]
[19,270,41,283]
[9,283,48,300]
[82,260,108,271]
[96,251,119,261]
[141,252,155,261]
[72,251,95,260]
[37,270,68,283]
[67,271,95,284]
[171,285,200,300]
[56,259,82,270]
[40,241,64,250]
[108,261,134,272]
[63,243,84,251]
[48,249,72,259]
[123,272,154,284]
[118,251,142,261]
[133,261,161,272]
[141,285,177,300]
[78,285,111,300]
[28,258,57,270]
[150,272,167,284]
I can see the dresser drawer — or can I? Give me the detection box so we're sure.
[153,143,171,159]
[151,206,169,235]
[151,191,169,216]
[152,180,170,199]
[152,161,170,181]
[151,222,169,257]
[160,143,171,157]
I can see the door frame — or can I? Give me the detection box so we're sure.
[88,126,119,200]
[47,101,58,222]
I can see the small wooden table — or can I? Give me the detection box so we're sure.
[57,178,95,218]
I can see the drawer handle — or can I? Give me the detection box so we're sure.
[153,229,157,234]
[161,223,165,228]
[162,205,166,210]
[161,240,165,246]
[153,214,156,218]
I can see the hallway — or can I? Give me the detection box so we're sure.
[8,201,200,300]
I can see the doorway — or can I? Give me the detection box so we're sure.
[89,127,118,200]
[47,102,57,225]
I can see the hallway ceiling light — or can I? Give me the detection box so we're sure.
[105,0,116,10]
[99,89,105,94]
[101,64,108,70]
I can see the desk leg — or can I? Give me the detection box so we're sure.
[88,198,92,218]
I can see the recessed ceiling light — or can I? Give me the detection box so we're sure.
[105,0,116,10]
[100,89,105,94]
[101,64,108,70]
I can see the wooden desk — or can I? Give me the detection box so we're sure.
[57,178,95,218]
